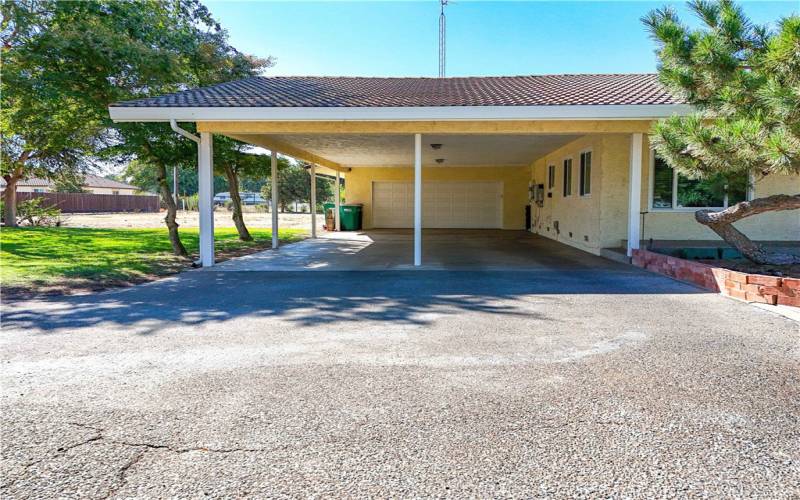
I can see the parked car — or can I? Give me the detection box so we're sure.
[241,192,266,205]
[213,192,266,206]
[213,192,231,206]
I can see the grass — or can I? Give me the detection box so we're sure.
[1,226,306,295]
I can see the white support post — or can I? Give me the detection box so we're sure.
[334,171,341,231]
[627,133,643,257]
[271,150,279,249]
[198,132,215,267]
[414,133,422,266]
[310,163,317,238]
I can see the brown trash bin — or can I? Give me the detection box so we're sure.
[325,208,335,231]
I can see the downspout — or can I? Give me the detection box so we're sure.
[170,119,200,144]
[169,119,202,266]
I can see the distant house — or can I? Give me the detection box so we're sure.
[1,175,139,195]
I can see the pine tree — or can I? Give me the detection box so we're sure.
[643,0,800,265]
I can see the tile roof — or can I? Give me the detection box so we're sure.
[81,174,138,190]
[0,175,137,190]
[113,74,682,108]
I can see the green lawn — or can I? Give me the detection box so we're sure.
[1,226,305,291]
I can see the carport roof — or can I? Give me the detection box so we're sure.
[113,74,683,108]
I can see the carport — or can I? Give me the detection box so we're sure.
[211,229,630,272]
[108,75,691,267]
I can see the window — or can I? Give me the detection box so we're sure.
[651,154,751,209]
[112,190,120,195]
[562,158,572,197]
[33,188,45,193]
[547,165,555,190]
[579,151,592,196]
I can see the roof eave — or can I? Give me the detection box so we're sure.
[108,104,693,123]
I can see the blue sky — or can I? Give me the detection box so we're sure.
[205,1,797,77]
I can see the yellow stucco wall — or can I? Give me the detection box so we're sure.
[345,166,531,230]
[641,166,800,242]
[532,134,800,254]
[530,136,609,253]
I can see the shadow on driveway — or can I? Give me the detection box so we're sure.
[2,268,705,335]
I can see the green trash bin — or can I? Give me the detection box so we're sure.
[322,203,363,231]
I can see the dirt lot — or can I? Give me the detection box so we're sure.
[60,210,325,232]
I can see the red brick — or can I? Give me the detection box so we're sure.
[757,285,796,298]
[724,280,741,290]
[724,288,748,300]
[745,292,777,305]
[711,268,728,289]
[777,295,800,307]
[782,278,800,290]
[727,271,749,284]
[758,286,785,296]
[742,284,763,294]
[746,274,782,287]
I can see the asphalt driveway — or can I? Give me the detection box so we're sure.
[1,265,798,497]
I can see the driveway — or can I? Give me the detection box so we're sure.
[1,258,798,496]
[213,230,629,271]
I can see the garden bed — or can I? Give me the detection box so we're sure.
[631,248,800,308]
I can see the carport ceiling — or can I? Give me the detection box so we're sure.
[231,133,582,167]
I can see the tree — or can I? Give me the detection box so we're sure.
[260,162,334,213]
[189,35,272,241]
[107,15,272,252]
[52,172,86,193]
[643,0,800,265]
[1,0,213,227]
[121,160,227,198]
[215,137,269,241]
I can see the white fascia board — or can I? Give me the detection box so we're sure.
[109,104,693,122]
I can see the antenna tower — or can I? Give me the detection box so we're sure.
[439,0,448,78]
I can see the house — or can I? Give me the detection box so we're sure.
[108,74,799,267]
[1,174,139,195]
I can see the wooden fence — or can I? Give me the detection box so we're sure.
[16,192,160,213]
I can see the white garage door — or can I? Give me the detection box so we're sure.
[372,181,502,228]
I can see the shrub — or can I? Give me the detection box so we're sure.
[181,194,198,211]
[17,198,61,226]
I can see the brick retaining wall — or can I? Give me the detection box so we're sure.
[631,249,799,308]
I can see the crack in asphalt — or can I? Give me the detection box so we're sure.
[1,422,284,497]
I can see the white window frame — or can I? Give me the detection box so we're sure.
[647,150,754,211]
[579,149,592,197]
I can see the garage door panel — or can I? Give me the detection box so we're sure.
[373,181,502,229]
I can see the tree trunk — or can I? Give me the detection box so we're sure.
[3,163,26,227]
[3,177,18,227]
[695,194,800,265]
[156,163,188,257]
[222,164,252,241]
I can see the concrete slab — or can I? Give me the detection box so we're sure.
[212,229,629,272]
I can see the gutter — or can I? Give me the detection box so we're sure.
[108,104,695,123]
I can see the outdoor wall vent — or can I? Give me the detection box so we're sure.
[430,144,443,150]
[435,158,445,164]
